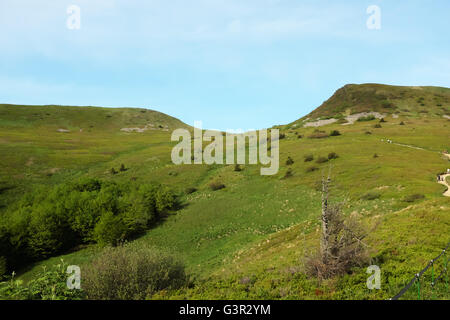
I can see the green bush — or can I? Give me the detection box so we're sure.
[374,124,382,128]
[316,156,329,164]
[27,203,75,258]
[0,261,86,300]
[185,187,197,194]
[361,192,381,201]
[357,115,376,122]
[306,166,319,173]
[330,130,341,137]
[381,101,394,109]
[308,132,329,139]
[209,181,226,191]
[94,212,127,246]
[82,244,188,300]
[304,154,314,162]
[286,156,294,166]
[403,194,425,203]
[284,168,293,179]
[234,164,242,172]
[328,152,339,160]
[155,186,176,214]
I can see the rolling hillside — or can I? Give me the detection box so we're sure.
[1,84,449,300]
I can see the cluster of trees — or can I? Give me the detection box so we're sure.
[0,178,177,277]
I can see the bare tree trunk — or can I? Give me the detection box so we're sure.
[320,174,331,265]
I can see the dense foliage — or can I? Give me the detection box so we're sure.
[0,178,176,275]
[82,244,189,300]
[0,261,85,300]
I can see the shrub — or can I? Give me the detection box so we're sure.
[374,124,382,129]
[119,164,127,172]
[316,156,329,164]
[82,244,188,300]
[400,121,405,125]
[330,130,341,137]
[185,187,197,194]
[110,168,118,175]
[286,156,294,166]
[361,192,381,201]
[284,168,293,179]
[403,194,425,203]
[0,256,6,280]
[381,101,394,109]
[328,152,339,160]
[304,154,314,162]
[155,187,176,214]
[279,133,286,140]
[234,164,242,172]
[306,177,368,280]
[308,132,329,139]
[357,115,376,122]
[365,131,372,135]
[373,153,379,158]
[94,212,127,247]
[379,118,386,123]
[0,261,86,300]
[306,166,319,173]
[209,181,226,191]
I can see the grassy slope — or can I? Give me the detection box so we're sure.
[1,85,450,299]
[287,84,450,125]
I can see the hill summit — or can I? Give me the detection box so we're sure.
[299,83,450,124]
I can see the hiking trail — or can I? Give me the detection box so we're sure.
[382,140,450,197]
[438,174,450,197]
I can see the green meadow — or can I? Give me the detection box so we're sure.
[1,84,449,300]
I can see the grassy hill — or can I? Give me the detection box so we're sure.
[0,104,191,210]
[1,85,449,300]
[286,84,450,128]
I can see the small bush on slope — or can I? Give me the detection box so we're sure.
[82,244,189,300]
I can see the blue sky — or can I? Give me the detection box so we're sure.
[1,0,449,131]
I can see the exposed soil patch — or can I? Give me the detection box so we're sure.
[342,112,385,125]
[121,123,169,133]
[303,112,385,128]
[25,157,34,167]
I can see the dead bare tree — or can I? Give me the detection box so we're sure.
[306,172,369,280]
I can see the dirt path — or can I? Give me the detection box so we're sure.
[382,140,450,197]
[438,174,450,197]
